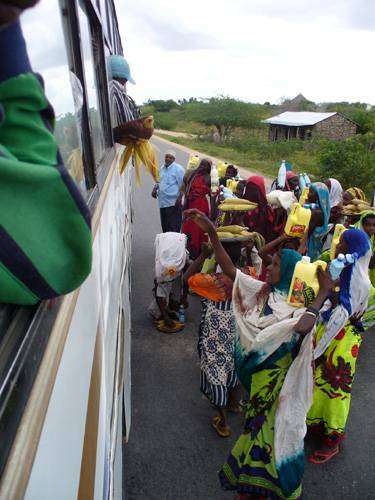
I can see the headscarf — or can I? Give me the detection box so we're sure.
[307,182,330,261]
[315,228,371,358]
[355,211,375,287]
[346,187,366,202]
[328,178,343,208]
[243,175,275,242]
[285,171,298,190]
[275,249,302,294]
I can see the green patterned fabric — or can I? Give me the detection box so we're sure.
[307,322,361,442]
[219,344,302,499]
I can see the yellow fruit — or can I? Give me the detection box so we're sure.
[217,225,247,234]
[222,198,257,206]
[217,232,235,239]
[218,204,257,212]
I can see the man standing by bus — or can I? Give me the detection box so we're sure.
[152,150,184,233]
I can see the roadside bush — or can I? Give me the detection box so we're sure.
[317,135,375,194]
[153,112,178,131]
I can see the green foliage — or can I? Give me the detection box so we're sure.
[145,99,179,112]
[153,111,179,131]
[317,134,375,194]
[184,97,266,140]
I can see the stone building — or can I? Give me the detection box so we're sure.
[263,111,357,141]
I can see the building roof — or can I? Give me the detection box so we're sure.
[263,111,337,127]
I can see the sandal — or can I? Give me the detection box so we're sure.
[155,319,184,334]
[212,415,231,438]
[308,447,339,464]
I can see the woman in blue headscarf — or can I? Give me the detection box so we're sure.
[306,182,331,261]
[307,228,372,464]
[184,207,336,499]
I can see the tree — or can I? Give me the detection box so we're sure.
[185,96,263,141]
[146,99,179,112]
[318,134,375,195]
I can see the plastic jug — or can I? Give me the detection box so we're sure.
[277,160,287,189]
[226,179,239,193]
[211,164,219,193]
[288,256,327,307]
[187,154,200,171]
[179,304,185,324]
[284,203,311,238]
[330,224,347,261]
[217,160,228,178]
[329,253,345,280]
[299,186,310,206]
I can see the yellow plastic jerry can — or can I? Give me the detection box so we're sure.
[330,224,347,261]
[226,179,238,193]
[299,186,310,206]
[285,203,311,238]
[287,256,327,307]
[217,161,228,178]
[288,256,327,307]
[187,154,200,171]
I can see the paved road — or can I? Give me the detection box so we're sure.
[123,136,375,499]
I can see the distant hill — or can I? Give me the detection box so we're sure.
[278,94,317,112]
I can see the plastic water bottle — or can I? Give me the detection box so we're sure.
[210,164,219,193]
[345,253,358,265]
[179,304,185,324]
[329,254,346,280]
[277,160,286,189]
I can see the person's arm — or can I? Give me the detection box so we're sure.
[258,233,290,264]
[184,209,236,281]
[183,244,212,282]
[151,183,159,198]
[294,267,334,335]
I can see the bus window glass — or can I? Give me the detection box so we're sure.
[78,3,106,166]
[99,0,109,41]
[21,0,87,195]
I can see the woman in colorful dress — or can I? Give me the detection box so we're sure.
[181,159,212,259]
[183,208,334,499]
[184,241,244,437]
[307,228,372,463]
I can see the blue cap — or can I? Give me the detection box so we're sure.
[109,55,135,84]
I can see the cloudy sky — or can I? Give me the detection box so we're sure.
[116,0,375,105]
[22,0,375,115]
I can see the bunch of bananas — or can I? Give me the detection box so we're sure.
[342,199,373,216]
[218,198,257,212]
[215,226,265,248]
[116,115,160,184]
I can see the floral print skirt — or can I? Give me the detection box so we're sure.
[307,322,362,446]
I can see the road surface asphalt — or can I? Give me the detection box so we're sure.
[123,136,375,499]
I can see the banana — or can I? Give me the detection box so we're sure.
[217,225,248,234]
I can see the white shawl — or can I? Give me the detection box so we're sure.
[232,270,314,469]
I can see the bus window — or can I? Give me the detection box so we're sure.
[22,0,88,196]
[78,2,107,166]
[99,0,109,42]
